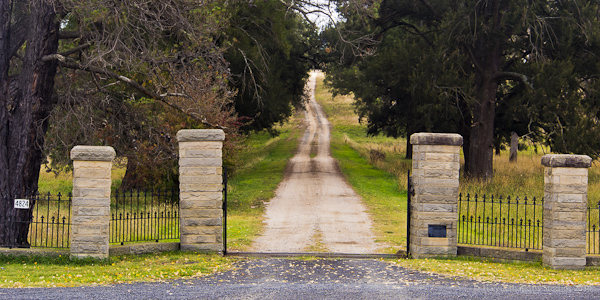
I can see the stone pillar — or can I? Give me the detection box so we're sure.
[542,154,591,270]
[70,146,115,259]
[177,129,225,252]
[409,133,462,258]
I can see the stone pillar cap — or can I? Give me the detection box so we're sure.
[177,129,225,142]
[410,133,463,146]
[70,146,116,161]
[541,154,592,168]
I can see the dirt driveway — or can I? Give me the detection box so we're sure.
[251,71,382,254]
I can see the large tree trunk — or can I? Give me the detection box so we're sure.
[467,79,497,180]
[465,0,506,181]
[0,1,59,247]
[509,131,518,162]
[120,156,141,191]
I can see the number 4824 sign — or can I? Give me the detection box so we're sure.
[14,199,30,209]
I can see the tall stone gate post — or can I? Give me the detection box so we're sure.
[542,154,591,270]
[177,129,225,252]
[410,133,462,258]
[70,146,115,259]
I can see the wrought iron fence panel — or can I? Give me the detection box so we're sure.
[1,192,71,249]
[587,202,600,255]
[110,189,179,245]
[31,192,72,248]
[458,194,543,250]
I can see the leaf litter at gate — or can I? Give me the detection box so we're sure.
[220,257,600,286]
[200,258,486,287]
[209,257,600,287]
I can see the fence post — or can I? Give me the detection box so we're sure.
[409,133,462,258]
[70,146,115,259]
[542,154,591,270]
[177,129,225,252]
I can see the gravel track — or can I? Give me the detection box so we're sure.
[251,71,382,253]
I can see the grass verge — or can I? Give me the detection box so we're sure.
[394,256,600,285]
[0,252,232,288]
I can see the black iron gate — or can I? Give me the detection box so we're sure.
[406,170,413,256]
[222,167,228,255]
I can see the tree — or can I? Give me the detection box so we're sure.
[224,0,317,132]
[0,0,60,247]
[324,25,470,159]
[325,0,600,179]
[0,0,233,246]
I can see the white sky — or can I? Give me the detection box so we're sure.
[305,0,341,28]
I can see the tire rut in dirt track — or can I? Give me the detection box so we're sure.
[251,71,383,254]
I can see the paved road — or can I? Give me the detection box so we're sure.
[2,258,600,299]
[252,71,382,253]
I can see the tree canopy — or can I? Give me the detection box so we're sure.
[224,0,317,133]
[325,0,600,179]
[43,0,320,189]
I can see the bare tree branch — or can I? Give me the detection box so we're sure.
[494,71,534,89]
[45,54,227,130]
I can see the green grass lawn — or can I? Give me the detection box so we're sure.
[0,252,232,288]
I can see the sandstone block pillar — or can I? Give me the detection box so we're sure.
[542,154,591,270]
[70,146,115,259]
[177,129,225,252]
[409,133,462,258]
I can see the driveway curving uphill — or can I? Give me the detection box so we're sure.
[251,71,382,254]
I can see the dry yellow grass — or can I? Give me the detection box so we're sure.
[461,150,600,206]
[460,151,545,200]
